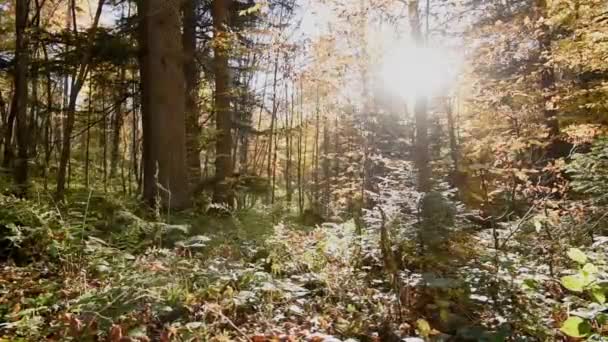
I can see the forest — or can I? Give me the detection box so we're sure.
[0,0,607,340]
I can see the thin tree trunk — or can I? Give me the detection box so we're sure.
[102,91,107,191]
[271,114,278,204]
[252,70,268,174]
[183,0,202,185]
[2,92,16,169]
[56,0,105,200]
[85,78,92,188]
[43,47,53,190]
[266,52,280,202]
[446,97,459,171]
[313,86,320,210]
[132,68,140,193]
[409,0,431,192]
[285,82,294,205]
[322,117,330,217]
[110,66,126,180]
[0,91,6,159]
[297,78,304,214]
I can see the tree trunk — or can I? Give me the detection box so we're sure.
[42,47,53,190]
[266,52,280,203]
[313,86,320,210]
[139,0,190,209]
[183,0,202,185]
[211,0,234,206]
[2,91,16,169]
[85,78,92,188]
[322,117,330,217]
[297,79,305,215]
[56,0,105,201]
[446,97,459,171]
[0,91,6,168]
[285,82,294,205]
[110,66,126,180]
[13,0,30,196]
[409,0,431,192]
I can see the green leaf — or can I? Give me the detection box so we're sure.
[561,274,585,292]
[560,316,592,338]
[522,278,539,290]
[567,248,588,264]
[591,286,606,304]
[583,263,599,274]
[597,313,608,326]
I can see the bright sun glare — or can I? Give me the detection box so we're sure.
[379,43,462,100]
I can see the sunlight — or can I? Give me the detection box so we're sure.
[379,42,462,99]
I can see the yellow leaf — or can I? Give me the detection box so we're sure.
[416,319,431,337]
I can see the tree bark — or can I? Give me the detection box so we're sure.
[2,91,16,169]
[212,0,234,206]
[139,0,190,209]
[183,0,202,185]
[13,0,30,196]
[110,66,126,181]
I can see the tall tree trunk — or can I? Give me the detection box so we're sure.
[2,91,16,169]
[183,0,202,185]
[0,91,6,168]
[42,47,53,190]
[0,91,6,157]
[102,92,107,190]
[313,86,320,210]
[409,0,431,192]
[252,71,268,174]
[85,78,92,188]
[132,68,140,193]
[56,0,105,200]
[285,82,294,205]
[13,0,30,196]
[29,53,38,162]
[271,116,278,204]
[446,97,459,172]
[322,117,330,217]
[110,66,126,180]
[139,0,190,209]
[266,52,280,203]
[297,79,305,215]
[211,0,234,206]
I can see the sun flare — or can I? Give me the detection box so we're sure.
[379,42,463,100]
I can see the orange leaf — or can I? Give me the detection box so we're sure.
[110,324,123,342]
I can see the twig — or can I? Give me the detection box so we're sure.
[205,304,252,342]
[499,203,538,250]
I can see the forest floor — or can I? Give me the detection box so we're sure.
[0,190,603,341]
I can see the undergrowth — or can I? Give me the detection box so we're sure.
[0,188,607,341]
